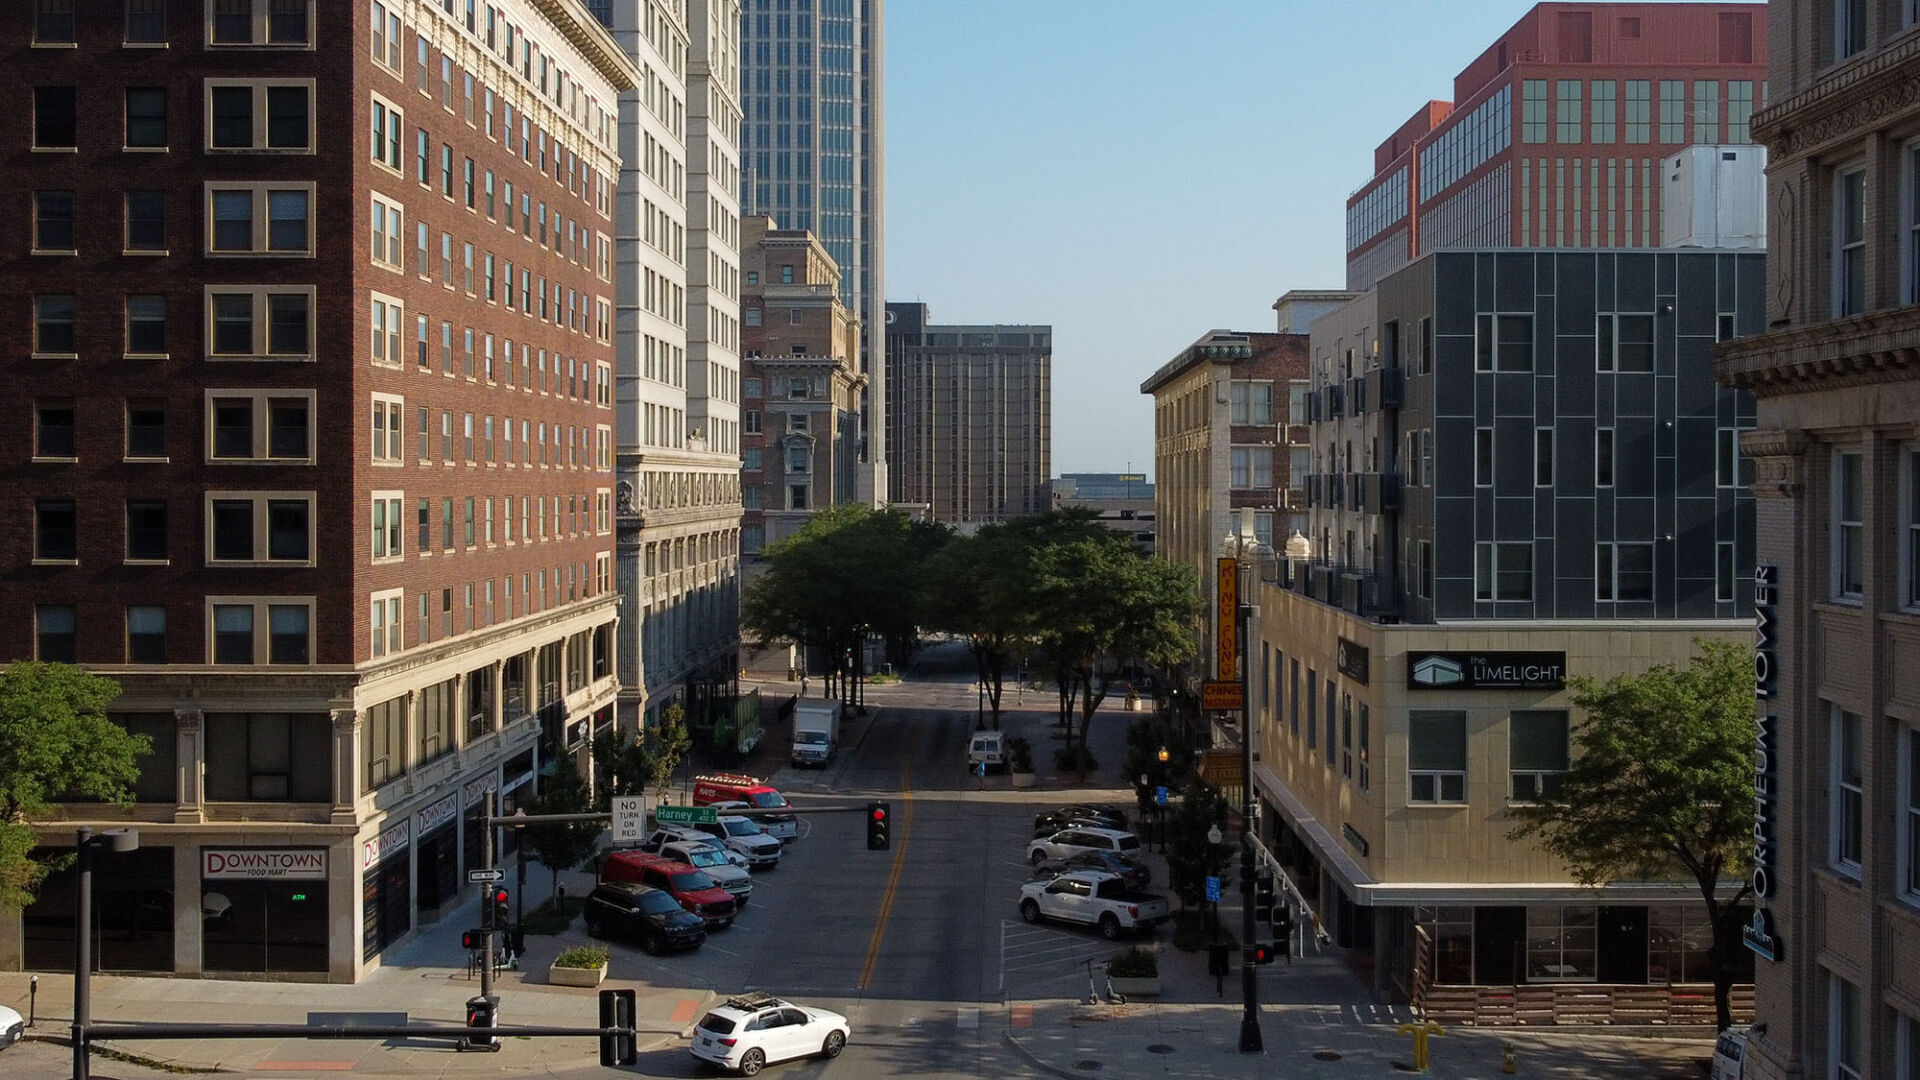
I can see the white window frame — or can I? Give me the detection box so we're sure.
[204,0,314,48]
[1834,0,1867,62]
[370,491,402,564]
[204,491,315,566]
[1835,166,1867,317]
[1595,541,1655,603]
[370,193,403,271]
[1408,710,1467,804]
[1829,972,1862,1080]
[371,92,404,173]
[370,393,403,464]
[1476,541,1533,602]
[370,587,403,660]
[1900,724,1920,906]
[204,285,315,360]
[1906,141,1920,306]
[370,291,404,368]
[206,595,315,667]
[1509,710,1570,803]
[202,78,314,152]
[1904,447,1920,610]
[1897,1009,1920,1080]
[205,389,313,462]
[1833,450,1865,601]
[1717,428,1749,488]
[204,182,314,256]
[369,1,403,75]
[1831,706,1864,878]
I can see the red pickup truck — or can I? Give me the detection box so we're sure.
[600,851,738,927]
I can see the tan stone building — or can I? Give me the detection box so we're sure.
[1713,2,1920,1075]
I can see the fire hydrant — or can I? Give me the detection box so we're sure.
[1502,1040,1518,1073]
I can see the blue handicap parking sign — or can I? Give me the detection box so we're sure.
[1154,786,1168,806]
[1205,876,1221,903]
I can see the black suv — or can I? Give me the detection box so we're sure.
[1032,804,1129,836]
[584,882,707,955]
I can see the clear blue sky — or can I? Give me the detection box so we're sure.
[884,0,1604,478]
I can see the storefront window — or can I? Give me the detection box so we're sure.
[1418,906,1475,985]
[21,845,176,973]
[202,848,329,973]
[1645,904,1748,984]
[1525,905,1597,981]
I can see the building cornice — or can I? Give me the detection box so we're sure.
[528,0,641,91]
[1714,307,1920,397]
[1751,33,1920,162]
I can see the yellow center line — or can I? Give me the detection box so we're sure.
[857,762,912,989]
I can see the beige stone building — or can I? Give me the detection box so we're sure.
[1712,2,1920,1075]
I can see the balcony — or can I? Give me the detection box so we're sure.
[1305,391,1323,423]
[1378,473,1403,511]
[1325,384,1346,418]
[1327,473,1346,508]
[1349,473,1368,511]
[1371,366,1404,409]
[1347,376,1367,414]
[1302,474,1322,508]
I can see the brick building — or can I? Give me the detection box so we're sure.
[2,0,632,981]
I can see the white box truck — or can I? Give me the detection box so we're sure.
[791,701,839,767]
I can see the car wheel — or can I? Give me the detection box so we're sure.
[642,931,664,956]
[1029,849,1047,866]
[821,1030,845,1059]
[738,1048,765,1076]
[584,914,604,939]
[1019,899,1042,923]
[1098,914,1122,941]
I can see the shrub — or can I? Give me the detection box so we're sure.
[1053,745,1098,772]
[553,946,610,969]
[1106,947,1158,978]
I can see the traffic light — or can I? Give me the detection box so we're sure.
[492,888,510,929]
[1254,874,1275,920]
[1251,943,1278,965]
[461,927,483,950]
[465,995,497,1048]
[598,988,636,1066]
[866,801,890,850]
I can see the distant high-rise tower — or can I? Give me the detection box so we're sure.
[739,0,886,505]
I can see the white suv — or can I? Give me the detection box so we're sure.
[684,815,784,867]
[690,992,848,1076]
[1027,826,1144,866]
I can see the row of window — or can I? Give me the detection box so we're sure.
[31,0,310,49]
[29,83,312,156]
[1829,145,1920,317]
[1462,425,1750,489]
[374,491,613,563]
[1825,709,1920,919]
[367,558,613,665]
[369,292,613,402]
[33,598,312,667]
[1518,79,1760,148]
[1829,446,1920,608]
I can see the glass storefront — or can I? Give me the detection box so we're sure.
[414,795,459,915]
[21,844,176,973]
[360,822,411,962]
[200,847,329,973]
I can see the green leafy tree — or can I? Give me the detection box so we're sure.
[593,705,693,808]
[1163,780,1232,911]
[918,526,1038,728]
[525,751,601,906]
[1507,638,1756,1030]
[0,663,147,912]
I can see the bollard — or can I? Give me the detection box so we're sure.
[1396,1020,1444,1072]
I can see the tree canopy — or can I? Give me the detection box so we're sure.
[525,750,601,904]
[1507,638,1756,1028]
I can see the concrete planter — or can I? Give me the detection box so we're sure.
[548,962,607,987]
[1108,975,1160,997]
[1010,770,1037,789]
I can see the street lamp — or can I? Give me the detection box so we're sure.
[1219,528,1277,1055]
[73,825,139,1080]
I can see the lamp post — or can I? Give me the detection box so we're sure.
[1219,529,1276,1055]
[73,826,140,1080]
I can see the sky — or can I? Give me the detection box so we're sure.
[883,0,1607,479]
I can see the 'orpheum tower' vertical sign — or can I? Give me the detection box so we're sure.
[1744,565,1782,961]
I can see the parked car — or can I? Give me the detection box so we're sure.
[640,826,751,871]
[1032,804,1129,835]
[693,773,800,840]
[690,992,848,1076]
[683,814,784,868]
[583,882,707,954]
[1034,850,1152,891]
[0,1003,22,1050]
[709,801,799,843]
[967,730,1006,772]
[644,838,752,906]
[598,852,738,926]
[1028,826,1144,866]
[1018,870,1170,939]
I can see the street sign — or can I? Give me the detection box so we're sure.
[1154,786,1168,806]
[612,796,647,847]
[1202,680,1243,711]
[654,804,719,826]
[1205,875,1222,903]
[466,868,505,883]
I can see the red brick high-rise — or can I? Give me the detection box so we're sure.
[1,0,634,981]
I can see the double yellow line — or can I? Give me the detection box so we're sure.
[856,763,912,989]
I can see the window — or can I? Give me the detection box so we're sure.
[1728,81,1755,143]
[370,294,403,366]
[1590,80,1616,143]
[36,0,76,43]
[1660,80,1686,143]
[1524,905,1596,981]
[370,194,403,270]
[1475,314,1533,371]
[35,294,75,354]
[126,191,166,251]
[209,598,313,665]
[35,401,75,458]
[127,606,166,663]
[1901,725,1920,903]
[1834,451,1865,599]
[370,394,402,462]
[206,494,313,564]
[1535,428,1554,486]
[1596,542,1655,602]
[370,590,403,659]
[1596,312,1654,372]
[208,0,312,47]
[1476,542,1533,601]
[1358,703,1371,791]
[1830,974,1862,1080]
[127,403,166,459]
[363,695,407,790]
[126,0,167,44]
[206,392,311,461]
[1417,540,1433,599]
[34,87,77,149]
[1909,145,1920,306]
[370,1,402,72]
[34,190,74,251]
[1832,707,1864,875]
[126,294,168,355]
[1625,80,1651,143]
[1510,710,1569,801]
[1409,711,1467,803]
[1718,542,1738,603]
[1229,381,1274,424]
[37,605,76,662]
[36,499,78,561]
[1835,0,1867,61]
[371,494,402,562]
[206,287,313,358]
[1475,427,1494,486]
[1555,79,1582,143]
[789,484,810,510]
[126,500,168,561]
[1595,428,1615,486]
[1521,79,1547,143]
[371,94,403,170]
[786,446,810,474]
[1692,80,1719,143]
[207,184,313,254]
[125,87,167,148]
[1907,448,1920,609]
[1836,168,1867,317]
[1716,429,1750,488]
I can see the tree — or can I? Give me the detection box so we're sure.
[918,526,1039,729]
[525,751,601,907]
[0,663,147,912]
[594,706,693,809]
[1507,638,1756,1029]
[1163,780,1232,912]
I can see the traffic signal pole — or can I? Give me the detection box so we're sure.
[480,790,496,1005]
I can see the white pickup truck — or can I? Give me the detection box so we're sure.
[637,832,753,906]
[1017,870,1170,940]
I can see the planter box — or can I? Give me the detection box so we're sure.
[1010,771,1037,789]
[1108,975,1160,997]
[549,962,607,987]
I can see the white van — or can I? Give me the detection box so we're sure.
[968,730,1006,772]
[1710,1028,1748,1080]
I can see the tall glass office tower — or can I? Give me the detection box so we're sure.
[739,0,886,503]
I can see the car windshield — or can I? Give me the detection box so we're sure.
[749,791,788,809]
[698,1014,737,1035]
[684,848,725,867]
[724,817,764,836]
[796,731,828,744]
[1116,835,1141,852]
[640,892,682,915]
[671,870,718,892]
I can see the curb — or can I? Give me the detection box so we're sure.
[999,1025,1077,1080]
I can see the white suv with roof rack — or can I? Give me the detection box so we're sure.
[689,992,849,1076]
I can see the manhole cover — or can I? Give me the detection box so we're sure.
[1146,1044,1176,1055]
[1072,1060,1104,1071]
[1313,1050,1344,1062]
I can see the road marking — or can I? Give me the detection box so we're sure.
[957,1006,979,1031]
[670,999,700,1024]
[856,761,912,989]
[254,1063,355,1072]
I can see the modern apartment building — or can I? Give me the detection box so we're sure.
[1346,2,1768,291]
[1713,3,1920,1076]
[883,303,1052,526]
[597,0,745,734]
[1247,249,1762,1020]
[739,215,864,554]
[740,0,886,504]
[3,0,631,981]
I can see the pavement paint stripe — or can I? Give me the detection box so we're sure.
[669,999,699,1024]
[957,1007,979,1031]
[1010,1005,1033,1029]
[253,1063,356,1071]
[856,761,912,990]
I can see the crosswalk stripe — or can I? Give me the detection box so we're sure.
[956,1007,979,1031]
